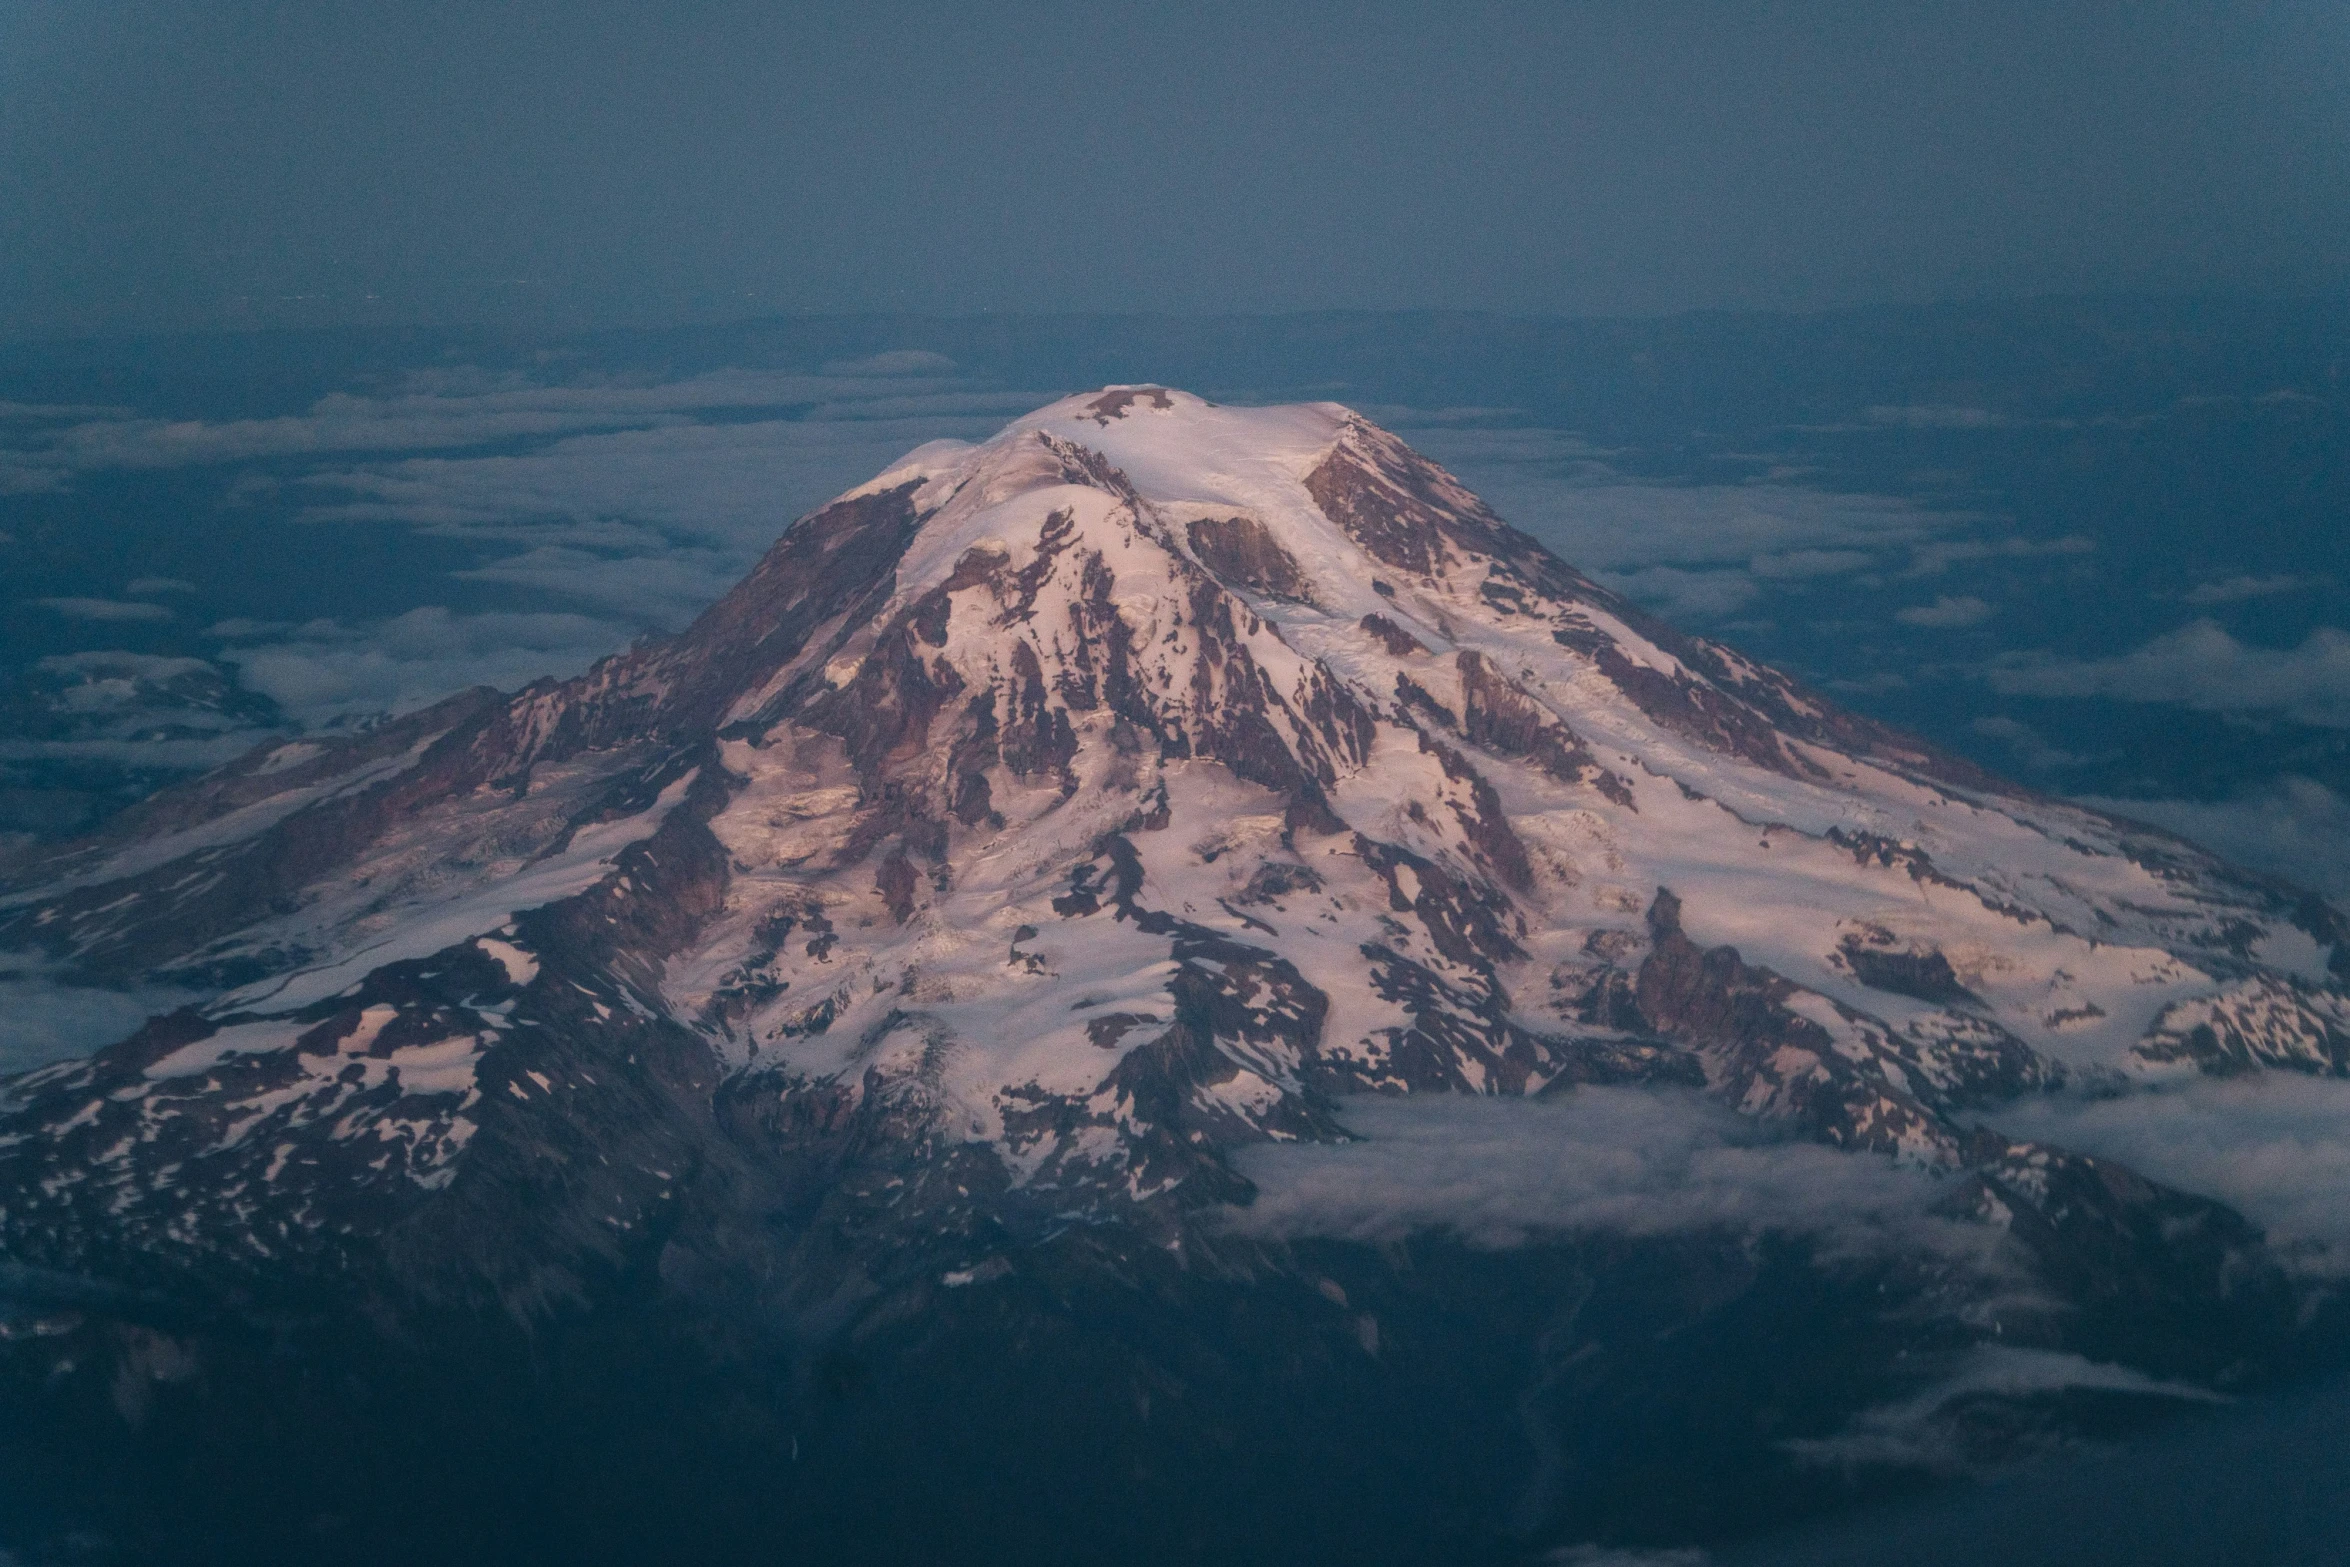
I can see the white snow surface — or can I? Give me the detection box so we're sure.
[215,770,693,1015]
[6,386,2344,1214]
[661,388,2343,1192]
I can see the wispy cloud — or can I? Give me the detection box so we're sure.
[0,971,199,1074]
[292,412,1028,632]
[2078,777,2350,902]
[0,733,260,770]
[34,650,216,681]
[1750,548,1875,579]
[1903,534,2093,577]
[1591,566,1762,621]
[450,545,740,628]
[1365,405,1543,431]
[1470,478,1958,578]
[1897,595,1997,628]
[0,400,131,422]
[1987,620,2350,727]
[1406,428,2091,630]
[30,597,173,623]
[1227,1090,1981,1258]
[1971,715,2091,772]
[1783,1346,2225,1472]
[1863,404,2010,430]
[1991,1076,2350,1274]
[295,415,1006,548]
[214,606,627,725]
[819,350,959,377]
[2181,573,2328,606]
[0,465,67,495]
[3,367,1020,476]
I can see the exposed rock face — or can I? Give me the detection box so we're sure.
[0,388,2343,1565]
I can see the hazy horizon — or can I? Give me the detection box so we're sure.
[6,1,2348,339]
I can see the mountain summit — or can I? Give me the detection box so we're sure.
[3,388,2344,1564]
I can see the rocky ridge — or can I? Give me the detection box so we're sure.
[1,387,2344,1564]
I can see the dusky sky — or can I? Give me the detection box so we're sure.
[4,0,2347,338]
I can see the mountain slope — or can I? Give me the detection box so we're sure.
[1,387,2343,1564]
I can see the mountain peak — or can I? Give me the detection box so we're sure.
[5,394,2337,1254]
[5,388,2347,1560]
[5,397,2338,1212]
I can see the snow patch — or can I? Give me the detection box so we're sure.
[476,937,539,987]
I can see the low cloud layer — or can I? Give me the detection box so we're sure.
[8,367,1017,476]
[0,973,197,1073]
[1903,534,2094,578]
[1989,619,2350,728]
[1446,469,1958,584]
[0,652,277,825]
[1897,594,1996,628]
[31,597,172,623]
[1593,565,1761,622]
[294,413,1025,629]
[1728,1369,2350,1567]
[1227,1090,1974,1257]
[1970,715,2094,773]
[215,607,629,726]
[1782,1345,2225,1472]
[0,366,1053,813]
[2181,573,2328,606]
[2081,778,2350,903]
[1409,427,2086,643]
[1990,1075,2350,1273]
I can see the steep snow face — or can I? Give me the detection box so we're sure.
[2,387,2346,1257]
[657,386,2345,1200]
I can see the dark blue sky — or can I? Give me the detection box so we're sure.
[4,0,2348,337]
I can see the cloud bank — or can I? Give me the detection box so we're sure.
[1227,1090,1975,1257]
[0,368,1053,794]
[2181,573,2327,606]
[1989,1075,2350,1273]
[214,607,627,726]
[2081,778,2350,903]
[1897,595,1996,628]
[0,973,197,1074]
[1409,427,2089,640]
[31,597,172,623]
[12,368,1015,474]
[1989,620,2350,728]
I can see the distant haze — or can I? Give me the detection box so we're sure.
[3,0,2348,338]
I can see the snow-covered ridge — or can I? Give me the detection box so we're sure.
[0,385,2343,1276]
[10,385,2347,1563]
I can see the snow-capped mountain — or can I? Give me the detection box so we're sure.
[2,388,2343,1565]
